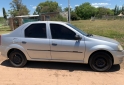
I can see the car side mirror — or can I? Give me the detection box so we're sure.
[75,35,82,40]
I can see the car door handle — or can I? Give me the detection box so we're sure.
[22,41,27,44]
[52,43,57,46]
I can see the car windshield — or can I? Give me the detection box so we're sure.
[67,23,88,36]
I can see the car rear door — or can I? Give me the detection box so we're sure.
[20,22,51,59]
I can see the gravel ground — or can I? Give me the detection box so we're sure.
[0,55,124,85]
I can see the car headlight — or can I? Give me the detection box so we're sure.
[118,45,123,51]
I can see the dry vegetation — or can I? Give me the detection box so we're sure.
[0,26,11,34]
[72,20,124,47]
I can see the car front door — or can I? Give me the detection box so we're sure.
[49,23,85,61]
[21,23,51,59]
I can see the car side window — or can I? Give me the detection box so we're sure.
[25,23,46,38]
[50,24,76,40]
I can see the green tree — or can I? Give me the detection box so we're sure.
[71,11,80,20]
[2,8,7,20]
[9,0,30,17]
[121,5,124,14]
[33,11,37,15]
[114,5,117,15]
[75,2,97,19]
[35,1,60,14]
[64,7,72,12]
[96,7,114,18]
[58,6,62,12]
[114,5,119,15]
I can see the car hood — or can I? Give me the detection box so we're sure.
[91,35,119,44]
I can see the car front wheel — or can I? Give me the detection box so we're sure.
[89,52,112,72]
[9,50,27,67]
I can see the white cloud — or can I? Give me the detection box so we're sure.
[94,6,99,8]
[60,4,62,6]
[75,5,79,7]
[32,6,37,9]
[30,5,37,9]
[91,3,111,8]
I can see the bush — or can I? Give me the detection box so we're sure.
[71,12,80,21]
[50,14,67,22]
[0,17,5,25]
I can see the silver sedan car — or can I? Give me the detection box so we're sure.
[0,21,124,72]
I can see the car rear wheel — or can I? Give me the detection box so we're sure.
[89,52,112,72]
[9,50,27,67]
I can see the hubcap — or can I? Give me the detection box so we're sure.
[12,54,22,64]
[95,58,107,68]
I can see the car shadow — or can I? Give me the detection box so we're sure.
[1,59,120,72]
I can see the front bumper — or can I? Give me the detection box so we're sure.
[111,50,124,64]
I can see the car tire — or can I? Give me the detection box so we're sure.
[9,50,27,67]
[89,52,112,72]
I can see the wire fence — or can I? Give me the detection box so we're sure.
[95,15,124,20]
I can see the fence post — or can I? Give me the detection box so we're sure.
[9,18,14,31]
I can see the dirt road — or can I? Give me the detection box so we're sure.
[0,55,124,85]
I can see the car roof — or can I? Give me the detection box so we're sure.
[26,21,68,24]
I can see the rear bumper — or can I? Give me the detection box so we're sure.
[111,50,124,64]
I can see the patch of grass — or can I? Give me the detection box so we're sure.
[71,20,124,47]
[0,24,2,26]
[0,17,6,25]
[0,26,11,34]
[0,31,11,34]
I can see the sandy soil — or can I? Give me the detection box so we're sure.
[0,55,124,85]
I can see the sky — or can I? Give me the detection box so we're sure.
[0,0,124,17]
